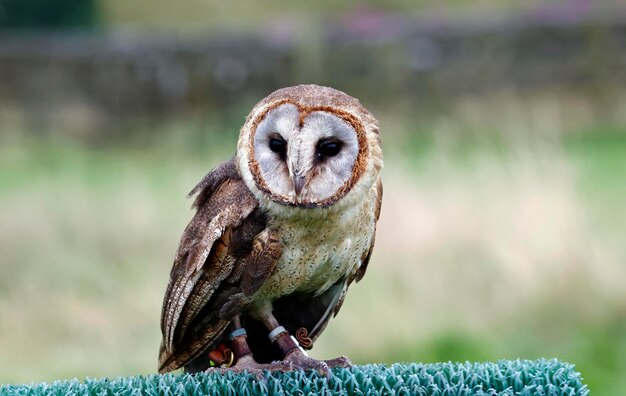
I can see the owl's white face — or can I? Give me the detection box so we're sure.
[250,103,362,208]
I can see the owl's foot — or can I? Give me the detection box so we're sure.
[281,349,352,377]
[206,327,296,379]
[206,354,293,379]
[263,323,352,377]
[282,349,330,377]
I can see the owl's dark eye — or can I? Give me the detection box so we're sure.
[269,137,287,155]
[317,139,342,158]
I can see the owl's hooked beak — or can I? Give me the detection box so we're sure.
[287,140,307,203]
[293,174,305,202]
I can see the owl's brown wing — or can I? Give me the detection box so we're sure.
[268,178,383,350]
[158,157,279,373]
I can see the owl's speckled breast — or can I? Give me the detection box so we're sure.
[253,196,375,302]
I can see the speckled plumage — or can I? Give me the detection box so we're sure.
[249,181,380,310]
[159,85,383,374]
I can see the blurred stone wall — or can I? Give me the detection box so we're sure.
[0,11,624,136]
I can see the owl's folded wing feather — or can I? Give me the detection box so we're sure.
[158,157,278,373]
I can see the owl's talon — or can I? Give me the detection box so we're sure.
[283,349,333,378]
[324,355,352,368]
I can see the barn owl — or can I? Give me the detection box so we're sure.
[158,85,383,376]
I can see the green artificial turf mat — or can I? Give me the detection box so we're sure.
[0,359,588,395]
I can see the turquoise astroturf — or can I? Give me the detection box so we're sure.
[0,359,588,395]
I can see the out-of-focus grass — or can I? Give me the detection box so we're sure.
[0,93,624,395]
[101,0,552,33]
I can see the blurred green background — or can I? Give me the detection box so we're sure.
[0,1,625,395]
